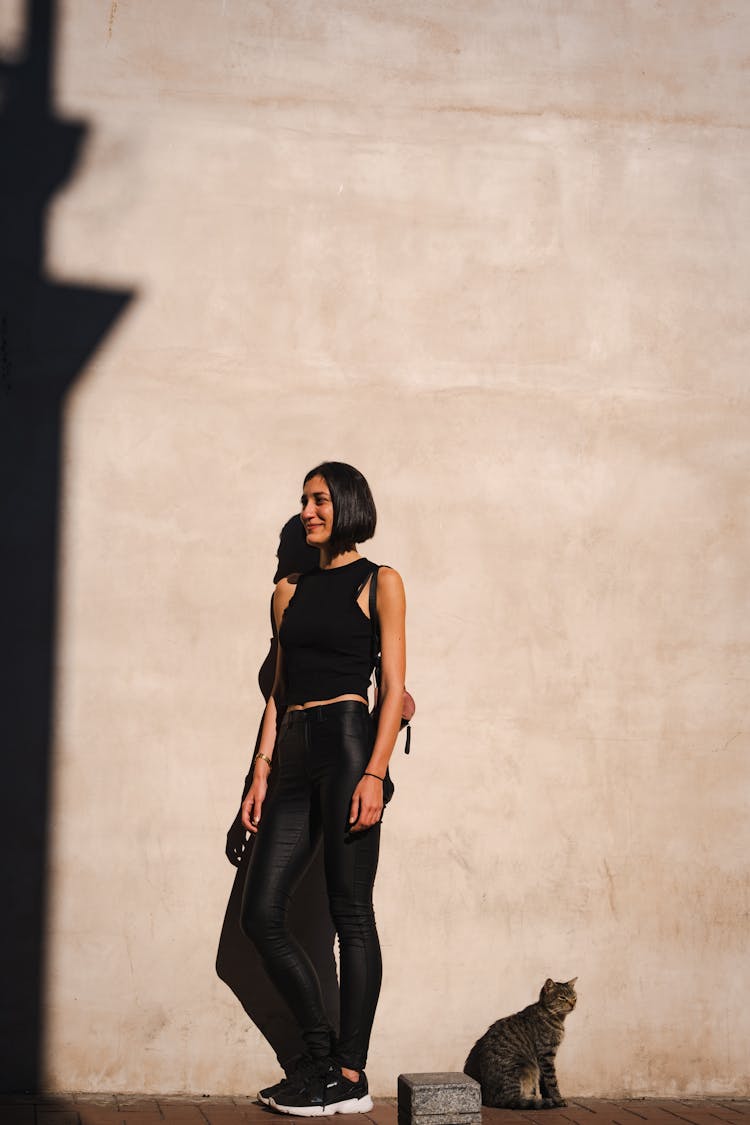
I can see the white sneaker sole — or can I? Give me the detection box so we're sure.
[269,1093,374,1116]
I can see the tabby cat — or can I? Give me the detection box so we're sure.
[463,977,577,1109]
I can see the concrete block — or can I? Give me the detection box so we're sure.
[398,1073,481,1124]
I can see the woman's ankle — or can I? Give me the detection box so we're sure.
[341,1066,359,1082]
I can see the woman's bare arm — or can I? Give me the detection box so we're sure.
[349,567,407,831]
[241,576,297,833]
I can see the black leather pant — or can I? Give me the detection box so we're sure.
[240,700,382,1072]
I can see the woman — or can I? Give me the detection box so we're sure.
[240,461,407,1117]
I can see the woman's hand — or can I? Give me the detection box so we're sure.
[241,768,270,834]
[349,774,384,832]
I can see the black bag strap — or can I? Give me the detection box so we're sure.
[368,563,381,674]
[355,563,381,671]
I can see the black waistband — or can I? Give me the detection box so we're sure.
[281,700,369,726]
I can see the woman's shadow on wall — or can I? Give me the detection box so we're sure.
[216,516,339,1074]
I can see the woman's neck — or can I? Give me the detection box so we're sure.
[318,548,361,571]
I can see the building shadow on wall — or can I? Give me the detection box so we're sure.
[216,517,341,1075]
[0,0,134,1090]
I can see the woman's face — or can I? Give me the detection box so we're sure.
[300,474,334,547]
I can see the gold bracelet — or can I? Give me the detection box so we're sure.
[254,752,273,770]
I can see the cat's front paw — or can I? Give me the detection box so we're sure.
[552,1099,567,1108]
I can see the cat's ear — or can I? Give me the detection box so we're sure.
[543,978,554,990]
[566,978,578,988]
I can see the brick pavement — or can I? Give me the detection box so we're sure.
[0,1097,747,1125]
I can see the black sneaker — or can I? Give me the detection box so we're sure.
[269,1063,373,1117]
[258,1056,319,1107]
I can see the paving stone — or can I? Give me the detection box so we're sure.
[157,1103,206,1121]
[36,1112,80,1125]
[566,1103,626,1118]
[610,1102,698,1125]
[480,1109,526,1125]
[76,1109,125,1125]
[668,1118,741,1125]
[686,1107,750,1124]
[234,1101,277,1122]
[200,1111,255,1125]
[398,1112,480,1125]
[556,1106,614,1125]
[608,1104,652,1121]
[366,1101,399,1125]
[398,1073,482,1119]
[513,1109,583,1125]
[0,1108,35,1125]
[646,1101,722,1124]
[70,1101,122,1125]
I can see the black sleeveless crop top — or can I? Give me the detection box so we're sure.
[278,557,374,706]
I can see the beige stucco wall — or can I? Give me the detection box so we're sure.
[24,0,750,1097]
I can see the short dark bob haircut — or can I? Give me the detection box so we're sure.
[303,461,377,553]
